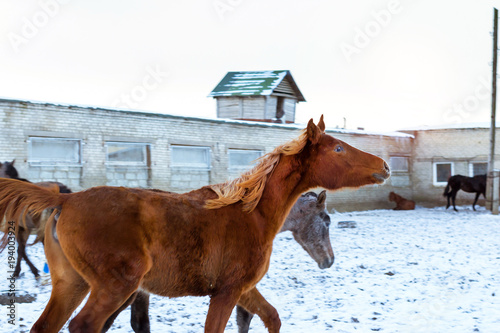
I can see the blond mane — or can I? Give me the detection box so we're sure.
[205,129,309,213]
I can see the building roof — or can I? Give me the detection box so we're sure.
[0,97,412,138]
[400,122,500,131]
[208,70,306,102]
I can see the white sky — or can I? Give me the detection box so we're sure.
[2,0,500,132]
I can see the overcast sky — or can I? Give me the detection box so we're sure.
[2,0,500,132]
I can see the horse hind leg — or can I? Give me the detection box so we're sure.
[101,292,138,333]
[68,270,148,333]
[472,192,481,211]
[451,190,459,212]
[101,291,151,333]
[31,217,89,333]
[14,226,40,278]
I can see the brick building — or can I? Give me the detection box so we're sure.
[0,98,414,212]
[403,124,499,207]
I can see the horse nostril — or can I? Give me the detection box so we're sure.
[320,256,334,269]
[384,161,390,173]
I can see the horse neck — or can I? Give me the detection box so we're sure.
[255,155,310,238]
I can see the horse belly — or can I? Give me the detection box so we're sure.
[139,245,217,297]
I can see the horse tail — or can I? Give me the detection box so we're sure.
[0,178,65,252]
[443,182,451,196]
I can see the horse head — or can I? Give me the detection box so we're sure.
[0,159,19,179]
[388,191,396,202]
[302,116,390,192]
[285,190,334,269]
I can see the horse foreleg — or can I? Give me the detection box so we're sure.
[205,291,241,333]
[130,291,151,333]
[237,287,280,333]
[236,305,254,333]
[473,192,481,211]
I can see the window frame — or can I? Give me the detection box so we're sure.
[228,149,263,171]
[170,145,211,170]
[28,137,82,166]
[105,142,150,167]
[433,162,454,186]
[389,156,410,173]
[468,161,488,177]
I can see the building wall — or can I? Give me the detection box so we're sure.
[216,96,296,123]
[0,99,413,212]
[406,128,496,207]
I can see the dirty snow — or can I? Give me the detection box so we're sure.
[1,206,499,332]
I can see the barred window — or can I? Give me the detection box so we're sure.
[469,162,487,177]
[228,149,262,170]
[28,137,81,165]
[171,145,211,169]
[433,162,453,185]
[106,142,149,166]
[390,156,409,172]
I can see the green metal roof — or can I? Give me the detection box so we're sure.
[208,70,305,101]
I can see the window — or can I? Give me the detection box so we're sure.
[228,149,262,170]
[171,145,211,169]
[433,162,453,185]
[106,142,149,166]
[276,97,285,120]
[28,137,81,165]
[469,162,487,177]
[390,156,409,172]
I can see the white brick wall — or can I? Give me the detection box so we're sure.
[405,128,496,207]
[0,99,413,212]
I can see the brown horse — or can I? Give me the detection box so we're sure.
[0,160,71,278]
[388,191,415,210]
[0,116,390,333]
[102,190,334,333]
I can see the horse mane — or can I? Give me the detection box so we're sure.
[205,129,310,213]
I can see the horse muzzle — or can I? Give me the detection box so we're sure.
[318,255,334,269]
[373,161,391,184]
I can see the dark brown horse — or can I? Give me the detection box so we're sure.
[103,190,333,333]
[443,174,486,211]
[388,191,415,210]
[0,160,71,278]
[0,116,390,333]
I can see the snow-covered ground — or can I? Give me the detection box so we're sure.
[1,206,499,332]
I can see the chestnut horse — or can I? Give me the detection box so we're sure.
[0,116,390,333]
[102,190,333,333]
[0,160,71,278]
[388,191,415,210]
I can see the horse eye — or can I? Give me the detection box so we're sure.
[334,145,343,153]
[324,215,331,227]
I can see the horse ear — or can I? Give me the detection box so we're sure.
[318,115,325,132]
[317,190,327,205]
[11,159,15,165]
[307,118,322,144]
